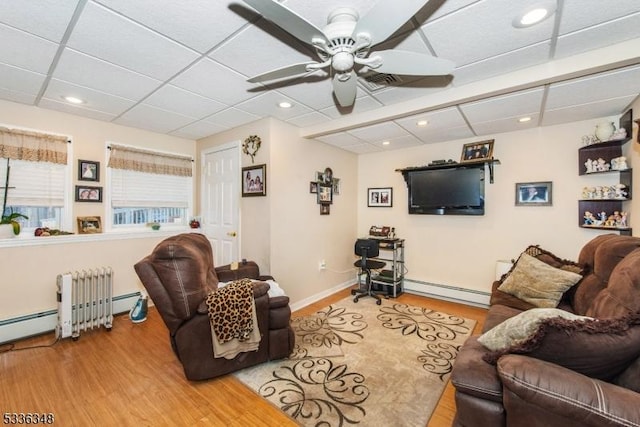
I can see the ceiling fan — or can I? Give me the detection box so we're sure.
[241,0,455,107]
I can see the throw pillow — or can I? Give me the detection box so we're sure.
[499,245,585,283]
[497,253,583,308]
[478,308,592,352]
[482,311,640,381]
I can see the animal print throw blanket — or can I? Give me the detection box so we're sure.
[206,278,261,359]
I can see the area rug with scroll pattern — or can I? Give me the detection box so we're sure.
[234,296,476,426]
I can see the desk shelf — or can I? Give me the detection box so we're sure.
[356,238,405,298]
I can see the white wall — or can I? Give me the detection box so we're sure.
[0,100,196,320]
[198,118,358,305]
[358,117,638,295]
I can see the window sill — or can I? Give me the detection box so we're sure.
[0,227,199,248]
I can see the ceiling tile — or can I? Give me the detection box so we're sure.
[0,0,79,42]
[171,58,257,106]
[0,88,37,105]
[470,113,541,136]
[42,79,135,115]
[53,48,162,99]
[38,98,117,122]
[315,132,366,148]
[114,104,196,134]
[235,91,313,121]
[348,121,409,143]
[202,107,260,129]
[320,94,383,119]
[342,143,382,154]
[144,85,227,119]
[286,111,332,127]
[0,24,59,74]
[422,0,554,66]
[546,65,640,109]
[542,95,637,126]
[0,63,46,95]
[170,121,228,140]
[95,0,249,53]
[371,134,423,150]
[460,88,544,123]
[67,1,199,80]
[559,0,640,34]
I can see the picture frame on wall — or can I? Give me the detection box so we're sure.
[460,139,494,163]
[78,160,99,182]
[320,204,330,215]
[317,184,333,204]
[515,181,552,206]
[242,164,267,197]
[367,187,393,207]
[77,216,102,234]
[75,185,102,202]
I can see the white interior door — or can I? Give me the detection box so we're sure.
[201,144,240,266]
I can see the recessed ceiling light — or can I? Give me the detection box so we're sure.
[416,120,428,127]
[518,116,532,123]
[278,101,292,108]
[513,1,556,28]
[63,96,84,104]
[382,141,391,146]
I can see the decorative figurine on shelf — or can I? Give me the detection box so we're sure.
[584,158,594,173]
[610,128,627,141]
[581,135,599,146]
[594,186,603,199]
[595,121,616,142]
[611,156,628,170]
[598,211,608,224]
[614,184,628,199]
[583,211,595,225]
[594,158,610,172]
[605,215,617,228]
[619,212,629,228]
[581,187,592,199]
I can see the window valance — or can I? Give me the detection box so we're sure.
[107,144,192,177]
[0,126,68,165]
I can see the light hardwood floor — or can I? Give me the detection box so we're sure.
[0,288,486,426]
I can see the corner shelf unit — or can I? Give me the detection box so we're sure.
[578,138,632,236]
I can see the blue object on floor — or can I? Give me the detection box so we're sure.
[129,295,148,323]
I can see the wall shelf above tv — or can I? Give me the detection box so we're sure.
[396,158,501,183]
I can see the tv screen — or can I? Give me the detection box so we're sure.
[407,167,484,215]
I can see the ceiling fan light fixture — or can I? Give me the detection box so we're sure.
[513,1,556,28]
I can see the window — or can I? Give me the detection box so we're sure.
[0,126,71,233]
[107,144,192,229]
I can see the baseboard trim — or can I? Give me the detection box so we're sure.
[0,292,141,345]
[404,279,490,308]
[289,279,356,312]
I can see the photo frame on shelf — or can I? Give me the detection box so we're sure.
[75,185,102,202]
[461,139,494,163]
[317,184,333,204]
[78,160,99,182]
[515,181,552,206]
[77,216,102,234]
[241,164,267,197]
[367,187,393,207]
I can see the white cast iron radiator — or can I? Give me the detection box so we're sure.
[56,267,114,340]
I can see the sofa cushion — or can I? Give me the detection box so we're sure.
[478,308,591,352]
[482,311,640,381]
[497,253,583,308]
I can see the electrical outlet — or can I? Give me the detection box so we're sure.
[319,260,326,271]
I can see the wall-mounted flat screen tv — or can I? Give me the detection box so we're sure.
[406,166,485,215]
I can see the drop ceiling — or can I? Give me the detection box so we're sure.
[1,0,639,154]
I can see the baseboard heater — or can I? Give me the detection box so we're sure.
[404,279,490,308]
[0,289,141,345]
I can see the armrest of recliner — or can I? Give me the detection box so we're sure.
[498,355,640,426]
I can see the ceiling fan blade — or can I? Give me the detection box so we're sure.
[352,0,429,46]
[369,50,454,76]
[247,62,322,83]
[332,73,357,107]
[241,0,328,45]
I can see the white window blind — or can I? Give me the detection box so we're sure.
[110,169,190,208]
[0,159,65,207]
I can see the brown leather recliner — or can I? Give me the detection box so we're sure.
[134,233,295,381]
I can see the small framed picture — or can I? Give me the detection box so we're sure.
[320,204,330,215]
[75,185,102,202]
[242,164,267,197]
[78,160,99,182]
[310,181,318,194]
[77,216,102,234]
[332,178,340,195]
[461,139,494,163]
[317,184,333,204]
[368,187,393,207]
[515,181,552,206]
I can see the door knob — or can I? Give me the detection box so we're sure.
[227,231,237,237]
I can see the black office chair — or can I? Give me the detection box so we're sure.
[352,238,387,305]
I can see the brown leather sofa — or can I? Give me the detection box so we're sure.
[134,233,295,381]
[451,234,640,427]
